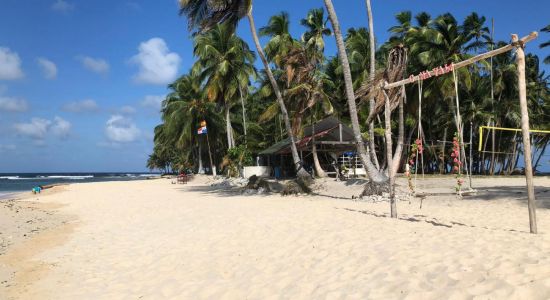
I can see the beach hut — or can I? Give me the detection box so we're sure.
[256,117,365,178]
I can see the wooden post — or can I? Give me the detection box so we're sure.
[205,132,216,176]
[513,34,537,234]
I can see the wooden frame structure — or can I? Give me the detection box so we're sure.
[382,32,540,234]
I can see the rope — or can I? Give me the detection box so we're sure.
[452,65,473,192]
[414,78,423,189]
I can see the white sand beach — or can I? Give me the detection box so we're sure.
[1,176,550,299]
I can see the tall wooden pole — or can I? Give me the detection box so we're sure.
[205,132,216,176]
[513,34,537,234]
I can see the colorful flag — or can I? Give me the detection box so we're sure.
[197,126,207,135]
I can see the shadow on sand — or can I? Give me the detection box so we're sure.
[336,207,526,233]
[467,185,550,209]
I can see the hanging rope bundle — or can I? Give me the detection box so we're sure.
[451,65,475,195]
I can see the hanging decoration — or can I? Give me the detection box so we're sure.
[451,133,464,194]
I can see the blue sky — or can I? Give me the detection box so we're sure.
[0,0,548,172]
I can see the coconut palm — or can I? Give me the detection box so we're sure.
[179,0,310,181]
[161,73,223,173]
[192,23,256,149]
[259,12,296,68]
[300,8,332,52]
[323,0,389,187]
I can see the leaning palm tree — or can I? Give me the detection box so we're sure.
[192,23,256,149]
[179,0,311,182]
[322,0,388,184]
[365,0,380,169]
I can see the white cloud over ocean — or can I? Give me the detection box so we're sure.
[130,38,181,85]
[0,47,24,80]
[105,114,141,143]
[37,57,57,79]
[14,116,72,140]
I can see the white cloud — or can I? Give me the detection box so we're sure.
[62,99,99,113]
[51,116,71,139]
[14,116,72,140]
[130,38,181,85]
[0,47,24,80]
[36,57,57,79]
[120,105,137,114]
[51,0,75,13]
[0,96,29,112]
[105,114,141,143]
[78,56,110,74]
[14,118,52,139]
[140,95,164,112]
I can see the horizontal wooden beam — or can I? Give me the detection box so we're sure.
[315,141,356,145]
[384,32,539,90]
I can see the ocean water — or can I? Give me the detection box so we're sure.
[0,172,161,199]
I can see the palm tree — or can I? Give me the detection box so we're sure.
[300,8,332,52]
[192,23,256,149]
[161,73,223,174]
[365,0,380,170]
[259,12,296,68]
[179,0,310,181]
[323,0,388,185]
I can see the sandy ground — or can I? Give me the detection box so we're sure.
[1,175,550,299]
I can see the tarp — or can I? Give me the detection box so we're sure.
[258,138,291,155]
[258,117,358,155]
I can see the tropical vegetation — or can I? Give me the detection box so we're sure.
[148,2,550,182]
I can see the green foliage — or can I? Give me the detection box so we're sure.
[154,6,550,176]
[223,145,253,177]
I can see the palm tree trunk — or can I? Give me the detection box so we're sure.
[239,86,247,144]
[384,92,397,218]
[246,10,308,179]
[365,0,380,170]
[312,143,326,178]
[225,103,234,148]
[311,121,326,178]
[206,132,216,176]
[324,0,386,184]
[198,139,204,174]
[390,89,405,176]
